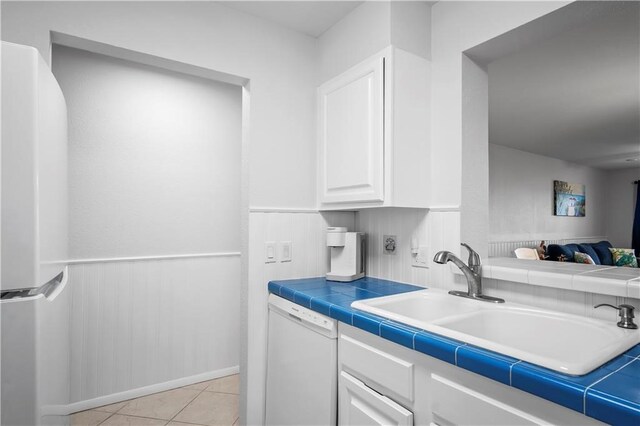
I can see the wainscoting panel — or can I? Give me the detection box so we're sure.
[356,208,431,287]
[488,236,608,258]
[68,255,240,404]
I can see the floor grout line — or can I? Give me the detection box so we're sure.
[83,375,240,426]
[97,411,116,425]
[169,386,208,424]
[97,411,177,425]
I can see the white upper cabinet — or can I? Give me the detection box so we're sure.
[318,46,430,210]
[319,53,384,204]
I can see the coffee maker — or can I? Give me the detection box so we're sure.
[326,227,366,282]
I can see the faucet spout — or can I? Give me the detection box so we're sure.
[433,244,504,303]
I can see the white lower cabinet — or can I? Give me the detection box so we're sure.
[339,371,413,426]
[338,324,603,426]
[430,374,542,425]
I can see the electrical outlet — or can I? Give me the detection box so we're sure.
[412,246,430,268]
[383,235,397,255]
[265,241,277,263]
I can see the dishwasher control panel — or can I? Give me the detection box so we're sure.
[268,293,338,336]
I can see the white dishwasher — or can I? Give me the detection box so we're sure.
[265,294,338,426]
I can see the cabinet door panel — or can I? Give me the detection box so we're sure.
[431,374,541,426]
[319,56,384,204]
[341,334,414,402]
[339,371,413,426]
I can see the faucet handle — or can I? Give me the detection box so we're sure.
[461,243,481,267]
[594,303,638,329]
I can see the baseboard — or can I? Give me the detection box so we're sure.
[58,365,240,415]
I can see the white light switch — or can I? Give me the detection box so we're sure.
[412,246,430,268]
[265,241,277,263]
[280,241,292,262]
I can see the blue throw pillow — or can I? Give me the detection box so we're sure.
[590,241,614,266]
[547,244,581,262]
[578,244,601,265]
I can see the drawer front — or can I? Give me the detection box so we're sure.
[430,374,541,426]
[340,334,414,401]
[339,371,413,426]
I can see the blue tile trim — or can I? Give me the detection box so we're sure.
[456,345,518,385]
[585,359,640,425]
[414,331,460,365]
[511,355,633,414]
[586,389,640,426]
[267,281,282,296]
[511,362,588,412]
[330,304,354,325]
[352,311,386,335]
[622,345,640,359]
[380,321,419,350]
[267,277,640,425]
[279,285,298,302]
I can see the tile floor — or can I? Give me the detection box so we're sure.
[71,374,239,426]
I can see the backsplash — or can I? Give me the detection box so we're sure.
[356,208,460,289]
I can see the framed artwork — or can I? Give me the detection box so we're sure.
[554,180,585,217]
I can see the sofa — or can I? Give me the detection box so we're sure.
[546,240,615,265]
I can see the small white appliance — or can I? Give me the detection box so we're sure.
[326,227,366,282]
[265,294,338,426]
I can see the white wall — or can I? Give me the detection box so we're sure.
[606,168,640,247]
[489,144,608,242]
[317,1,391,82]
[317,1,430,83]
[1,1,318,209]
[52,45,241,259]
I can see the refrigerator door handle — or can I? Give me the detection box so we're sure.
[42,267,68,301]
[0,267,67,302]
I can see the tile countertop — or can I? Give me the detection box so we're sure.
[478,257,640,298]
[268,277,640,426]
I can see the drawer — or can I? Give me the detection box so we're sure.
[430,374,542,425]
[340,334,414,401]
[339,371,413,426]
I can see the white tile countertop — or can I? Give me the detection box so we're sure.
[471,258,640,298]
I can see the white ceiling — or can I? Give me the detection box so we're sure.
[489,2,640,170]
[220,1,363,37]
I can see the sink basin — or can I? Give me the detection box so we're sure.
[432,307,638,375]
[352,290,485,324]
[352,289,639,375]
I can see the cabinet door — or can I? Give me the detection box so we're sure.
[318,56,384,204]
[339,371,413,426]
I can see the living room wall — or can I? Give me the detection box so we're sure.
[606,167,640,247]
[489,143,608,242]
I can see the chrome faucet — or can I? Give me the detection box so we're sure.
[434,243,505,303]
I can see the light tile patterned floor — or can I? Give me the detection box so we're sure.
[71,374,239,426]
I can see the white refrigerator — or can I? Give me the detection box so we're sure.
[1,41,70,425]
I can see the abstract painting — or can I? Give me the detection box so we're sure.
[554,180,585,217]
